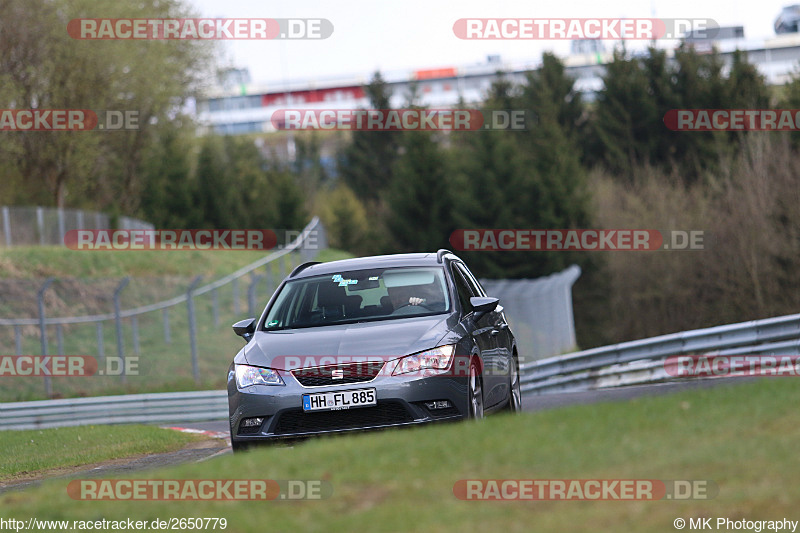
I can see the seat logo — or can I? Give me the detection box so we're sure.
[331,369,344,379]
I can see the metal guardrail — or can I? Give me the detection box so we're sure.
[0,390,228,431]
[520,312,800,394]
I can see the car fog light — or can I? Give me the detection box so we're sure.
[242,417,264,427]
[425,400,452,410]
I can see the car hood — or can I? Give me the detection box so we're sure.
[240,315,453,370]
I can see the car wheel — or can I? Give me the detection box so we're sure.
[468,359,484,419]
[505,354,522,413]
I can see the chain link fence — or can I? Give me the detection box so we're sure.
[0,206,153,247]
[0,218,325,400]
[482,265,581,362]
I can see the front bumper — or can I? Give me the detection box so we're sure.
[227,366,468,442]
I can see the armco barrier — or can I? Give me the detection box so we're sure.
[0,390,228,430]
[3,280,798,428]
[520,312,800,394]
[4,313,800,430]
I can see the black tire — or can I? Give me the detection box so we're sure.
[505,353,522,413]
[468,359,484,419]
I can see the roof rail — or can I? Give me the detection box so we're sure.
[436,249,454,263]
[289,261,321,278]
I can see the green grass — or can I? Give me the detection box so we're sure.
[2,378,798,532]
[0,425,200,481]
[0,246,279,279]
[0,246,351,280]
[0,247,354,402]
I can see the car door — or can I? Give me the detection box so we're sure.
[455,263,511,408]
[451,263,503,408]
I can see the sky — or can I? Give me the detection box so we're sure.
[187,0,794,86]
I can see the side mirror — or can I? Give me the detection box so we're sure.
[470,296,499,321]
[232,318,256,343]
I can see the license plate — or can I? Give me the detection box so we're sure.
[302,388,377,412]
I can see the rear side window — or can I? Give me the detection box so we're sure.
[454,263,486,297]
[451,266,475,314]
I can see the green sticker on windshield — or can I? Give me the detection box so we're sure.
[268,320,279,327]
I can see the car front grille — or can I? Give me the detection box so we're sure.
[272,401,413,435]
[291,361,386,387]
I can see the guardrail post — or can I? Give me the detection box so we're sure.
[37,277,55,397]
[56,324,64,356]
[212,288,219,327]
[2,206,11,246]
[131,315,140,356]
[162,308,171,344]
[186,276,203,384]
[96,322,104,363]
[57,208,65,245]
[232,278,240,316]
[113,277,130,384]
[14,325,22,356]
[36,207,45,246]
[279,253,287,278]
[248,274,263,317]
[265,268,274,295]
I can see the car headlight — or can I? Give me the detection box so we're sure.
[392,345,456,376]
[235,364,284,388]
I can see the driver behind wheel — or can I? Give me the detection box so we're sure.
[387,282,444,309]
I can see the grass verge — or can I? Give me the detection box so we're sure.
[1,378,797,532]
[0,425,200,481]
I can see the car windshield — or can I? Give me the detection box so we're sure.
[263,267,451,330]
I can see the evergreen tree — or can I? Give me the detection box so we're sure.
[671,45,730,182]
[519,52,585,140]
[338,72,399,202]
[451,61,592,278]
[590,47,658,180]
[384,129,454,252]
[725,50,770,108]
[138,124,195,228]
[193,136,236,228]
